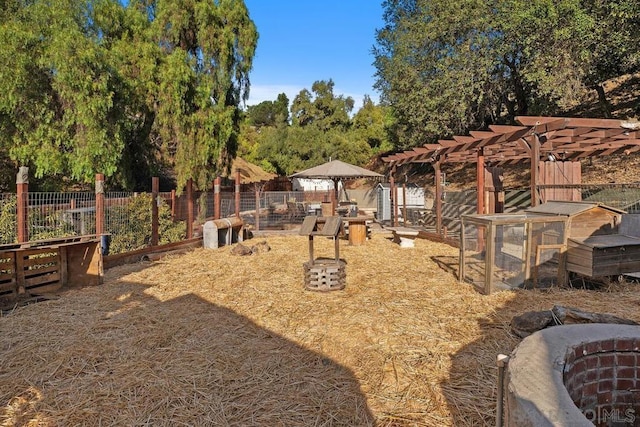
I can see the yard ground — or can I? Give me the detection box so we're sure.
[1,232,640,426]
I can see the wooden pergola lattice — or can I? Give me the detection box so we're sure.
[381,116,640,235]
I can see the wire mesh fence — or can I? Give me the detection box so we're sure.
[2,183,640,252]
[28,192,97,240]
[0,194,17,245]
[405,183,640,241]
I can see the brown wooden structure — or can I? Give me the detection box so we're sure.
[299,216,345,291]
[383,116,640,235]
[459,201,632,294]
[0,235,102,304]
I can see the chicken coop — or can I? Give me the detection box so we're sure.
[459,201,628,294]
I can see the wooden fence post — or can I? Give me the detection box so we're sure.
[151,177,159,246]
[186,179,193,239]
[254,186,260,231]
[16,167,29,243]
[235,170,241,219]
[170,189,176,221]
[214,176,221,220]
[95,173,105,237]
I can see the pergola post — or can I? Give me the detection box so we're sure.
[434,158,442,235]
[390,165,398,227]
[95,173,105,237]
[254,185,261,231]
[476,148,485,214]
[214,176,221,220]
[402,182,407,226]
[531,134,541,207]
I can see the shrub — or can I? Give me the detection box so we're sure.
[107,194,185,254]
[0,196,16,244]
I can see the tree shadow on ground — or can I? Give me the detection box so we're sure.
[0,280,375,426]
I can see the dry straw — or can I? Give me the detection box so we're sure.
[1,232,639,426]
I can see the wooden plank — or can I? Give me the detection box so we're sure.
[566,262,593,276]
[66,241,101,287]
[299,216,318,236]
[22,253,59,268]
[24,282,63,295]
[23,264,59,277]
[23,271,61,288]
[0,270,15,282]
[318,216,342,236]
[0,278,16,292]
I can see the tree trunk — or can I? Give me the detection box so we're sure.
[594,84,611,118]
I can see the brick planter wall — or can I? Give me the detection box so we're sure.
[505,324,640,427]
[563,339,639,426]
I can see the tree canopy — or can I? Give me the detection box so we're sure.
[374,0,640,149]
[238,81,390,177]
[0,0,257,191]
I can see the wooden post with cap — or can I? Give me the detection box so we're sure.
[151,176,159,246]
[95,173,105,237]
[16,167,29,243]
[214,176,221,220]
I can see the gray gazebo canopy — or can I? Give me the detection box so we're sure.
[290,159,383,202]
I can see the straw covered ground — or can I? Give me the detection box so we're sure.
[2,232,640,426]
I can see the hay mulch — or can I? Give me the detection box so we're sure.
[2,232,640,426]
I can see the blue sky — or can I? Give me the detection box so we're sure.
[243,1,384,110]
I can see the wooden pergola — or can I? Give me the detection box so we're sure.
[382,116,640,236]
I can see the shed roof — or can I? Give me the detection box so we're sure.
[525,201,626,216]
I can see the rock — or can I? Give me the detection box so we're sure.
[231,243,253,256]
[510,310,555,338]
[510,305,638,338]
[552,305,638,326]
[251,241,271,254]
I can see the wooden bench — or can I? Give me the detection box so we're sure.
[388,227,420,248]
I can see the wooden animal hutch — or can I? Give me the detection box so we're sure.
[299,216,345,291]
[459,201,629,294]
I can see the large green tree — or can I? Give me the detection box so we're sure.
[579,0,640,117]
[0,0,257,191]
[290,79,354,131]
[246,93,289,128]
[247,80,378,175]
[151,0,257,191]
[374,0,638,149]
[0,0,126,185]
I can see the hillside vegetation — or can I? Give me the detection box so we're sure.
[390,73,640,190]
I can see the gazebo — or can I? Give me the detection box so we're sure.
[382,116,640,241]
[289,160,383,215]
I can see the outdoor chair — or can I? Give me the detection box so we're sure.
[287,200,307,221]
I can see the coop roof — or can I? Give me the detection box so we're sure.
[525,201,626,217]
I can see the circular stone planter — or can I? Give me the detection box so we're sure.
[505,324,640,427]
